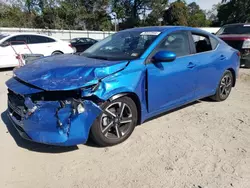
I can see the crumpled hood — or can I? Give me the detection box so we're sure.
[14,54,128,91]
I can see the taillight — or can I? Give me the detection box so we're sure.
[237,51,241,57]
[69,44,72,48]
[242,39,250,49]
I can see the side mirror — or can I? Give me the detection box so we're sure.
[152,51,176,63]
[0,41,9,47]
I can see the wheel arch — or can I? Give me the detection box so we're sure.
[52,50,64,55]
[109,92,142,125]
[227,68,236,87]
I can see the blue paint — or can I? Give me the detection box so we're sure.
[6,77,43,94]
[6,26,240,146]
[13,54,129,91]
[152,51,176,62]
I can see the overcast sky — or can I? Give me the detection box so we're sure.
[170,0,221,10]
[193,0,221,10]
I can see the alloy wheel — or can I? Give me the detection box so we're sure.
[100,102,133,139]
[219,74,232,99]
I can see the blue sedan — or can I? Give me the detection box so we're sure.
[6,26,240,146]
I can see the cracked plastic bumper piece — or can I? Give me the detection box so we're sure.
[8,98,102,146]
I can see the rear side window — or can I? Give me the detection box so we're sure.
[86,38,96,43]
[6,35,29,45]
[79,38,88,43]
[29,35,55,44]
[192,33,213,53]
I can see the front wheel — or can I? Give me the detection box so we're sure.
[90,96,138,147]
[210,70,233,101]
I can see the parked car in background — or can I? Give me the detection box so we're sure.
[70,37,97,53]
[6,26,240,147]
[216,23,250,68]
[0,33,74,68]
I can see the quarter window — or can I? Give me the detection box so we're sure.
[209,37,219,50]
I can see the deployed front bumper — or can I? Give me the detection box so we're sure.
[7,91,102,146]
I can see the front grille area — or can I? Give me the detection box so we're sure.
[8,90,26,120]
[223,40,244,51]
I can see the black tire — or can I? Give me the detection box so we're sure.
[91,96,138,147]
[52,51,63,55]
[245,62,250,68]
[210,70,233,102]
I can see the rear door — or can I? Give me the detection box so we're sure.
[189,32,223,98]
[28,35,56,56]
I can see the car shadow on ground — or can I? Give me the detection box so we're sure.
[1,110,78,153]
[0,67,13,71]
[144,100,203,123]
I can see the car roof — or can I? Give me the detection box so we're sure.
[223,23,250,27]
[121,26,207,33]
[0,33,59,41]
[4,33,55,38]
[122,26,182,32]
[71,37,96,40]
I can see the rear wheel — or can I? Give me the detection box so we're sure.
[52,51,63,55]
[91,96,138,147]
[210,70,233,101]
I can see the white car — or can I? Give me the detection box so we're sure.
[0,33,74,68]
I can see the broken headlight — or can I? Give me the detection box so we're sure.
[61,98,85,115]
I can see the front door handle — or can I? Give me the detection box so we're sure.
[187,62,196,69]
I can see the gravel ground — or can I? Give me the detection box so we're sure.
[0,68,250,188]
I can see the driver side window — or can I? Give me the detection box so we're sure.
[156,31,191,57]
[6,35,29,45]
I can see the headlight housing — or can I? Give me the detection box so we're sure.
[81,83,100,96]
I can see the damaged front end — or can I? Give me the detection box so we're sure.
[7,78,102,146]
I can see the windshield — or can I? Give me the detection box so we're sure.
[81,30,160,61]
[0,34,9,40]
[216,24,250,35]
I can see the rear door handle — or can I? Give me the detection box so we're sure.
[187,62,196,69]
[220,55,226,60]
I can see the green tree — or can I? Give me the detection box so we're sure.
[217,0,250,25]
[0,2,34,27]
[187,2,210,27]
[163,0,189,26]
[143,0,169,26]
[111,0,151,29]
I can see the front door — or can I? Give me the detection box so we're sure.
[147,31,197,113]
